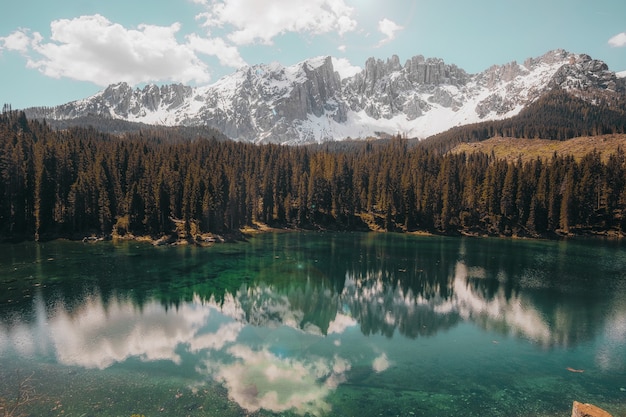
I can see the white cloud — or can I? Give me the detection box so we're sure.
[376,18,403,47]
[0,29,32,53]
[331,57,361,79]
[187,33,246,68]
[197,0,357,46]
[21,14,211,86]
[608,32,626,47]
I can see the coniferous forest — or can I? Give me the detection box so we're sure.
[423,89,626,153]
[1,109,626,242]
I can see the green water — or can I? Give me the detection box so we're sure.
[0,232,625,417]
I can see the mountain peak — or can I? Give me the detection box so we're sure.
[302,55,333,70]
[24,50,624,144]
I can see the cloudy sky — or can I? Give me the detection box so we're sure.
[1,0,626,109]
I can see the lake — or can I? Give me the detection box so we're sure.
[0,232,625,416]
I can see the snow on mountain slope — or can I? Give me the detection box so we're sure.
[25,49,625,144]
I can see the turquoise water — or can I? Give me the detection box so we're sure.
[0,232,625,416]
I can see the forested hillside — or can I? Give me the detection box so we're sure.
[1,110,625,242]
[422,89,626,153]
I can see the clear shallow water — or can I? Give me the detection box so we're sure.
[0,232,625,417]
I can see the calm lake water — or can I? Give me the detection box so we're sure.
[1,232,625,417]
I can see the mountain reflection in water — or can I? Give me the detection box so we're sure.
[0,233,625,415]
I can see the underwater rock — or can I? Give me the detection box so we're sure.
[571,401,613,417]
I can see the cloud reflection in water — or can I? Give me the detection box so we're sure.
[48,294,213,369]
[210,345,350,415]
[5,289,359,416]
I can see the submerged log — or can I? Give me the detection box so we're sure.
[572,401,613,417]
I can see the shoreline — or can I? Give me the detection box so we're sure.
[13,222,622,247]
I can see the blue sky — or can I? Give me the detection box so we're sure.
[1,0,625,109]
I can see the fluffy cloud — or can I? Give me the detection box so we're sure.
[376,18,403,47]
[0,29,32,53]
[15,15,213,86]
[187,33,246,68]
[4,2,362,88]
[608,32,626,47]
[197,0,357,45]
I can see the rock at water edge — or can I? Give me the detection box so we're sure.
[571,401,613,417]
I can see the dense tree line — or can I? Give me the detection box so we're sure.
[30,114,232,141]
[1,110,625,241]
[423,89,626,153]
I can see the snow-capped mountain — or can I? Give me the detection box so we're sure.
[25,49,625,144]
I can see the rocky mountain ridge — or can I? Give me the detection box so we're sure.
[25,49,626,144]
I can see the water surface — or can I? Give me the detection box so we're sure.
[1,233,625,416]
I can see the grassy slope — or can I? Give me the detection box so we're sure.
[449,134,626,162]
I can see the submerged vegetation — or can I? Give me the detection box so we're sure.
[1,109,625,242]
[0,371,37,417]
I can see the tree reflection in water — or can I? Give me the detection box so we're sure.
[1,233,625,415]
